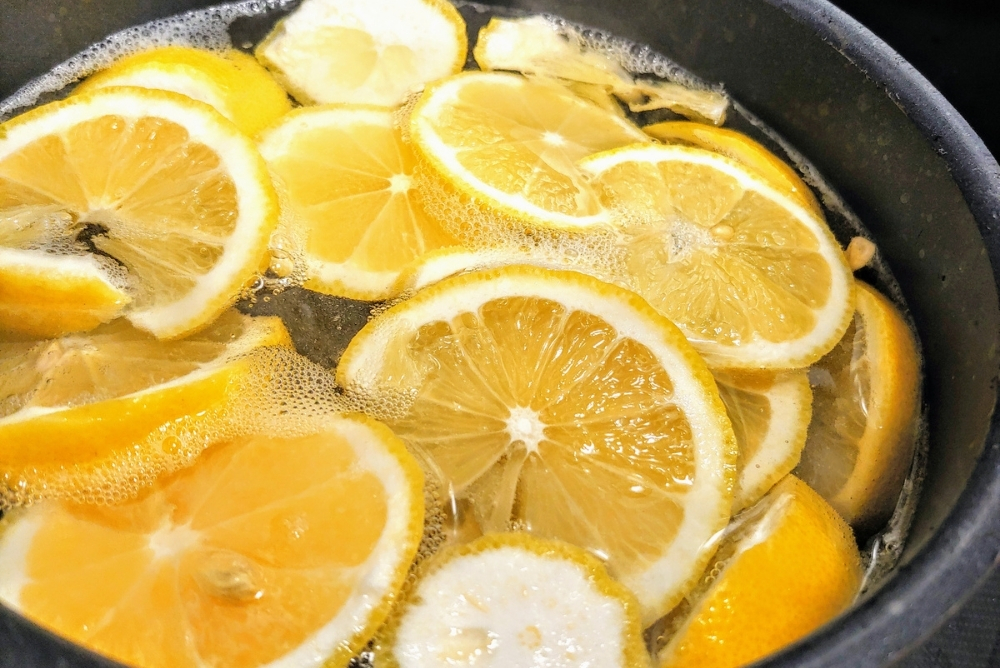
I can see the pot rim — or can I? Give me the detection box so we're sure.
[757,1,1000,666]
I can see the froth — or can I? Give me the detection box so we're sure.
[0,345,352,509]
[507,9,719,93]
[0,0,297,121]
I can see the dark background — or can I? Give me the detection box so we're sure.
[827,2,1000,665]
[1,0,999,665]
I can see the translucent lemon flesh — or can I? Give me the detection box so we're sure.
[0,88,278,339]
[259,105,458,299]
[410,72,650,230]
[795,281,920,532]
[0,415,424,668]
[338,265,737,623]
[581,144,854,368]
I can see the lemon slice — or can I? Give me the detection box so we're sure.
[474,16,728,124]
[338,265,737,623]
[381,533,649,667]
[256,0,467,107]
[0,310,290,505]
[259,105,458,300]
[74,46,292,137]
[644,121,822,216]
[0,249,130,339]
[580,143,854,369]
[794,281,920,533]
[0,413,424,668]
[409,71,650,234]
[656,475,862,668]
[715,369,812,512]
[0,87,279,339]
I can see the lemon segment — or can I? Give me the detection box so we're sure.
[338,265,737,624]
[409,72,650,233]
[381,533,650,668]
[0,413,425,668]
[0,249,130,339]
[794,281,921,533]
[714,369,812,512]
[256,0,467,107]
[580,143,854,369]
[0,87,279,339]
[643,121,822,216]
[258,105,458,300]
[657,475,862,668]
[0,311,291,505]
[75,47,292,137]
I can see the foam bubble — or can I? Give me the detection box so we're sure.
[0,345,354,509]
[0,0,298,121]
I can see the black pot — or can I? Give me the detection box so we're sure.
[2,0,999,666]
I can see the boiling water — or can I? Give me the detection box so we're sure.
[0,0,928,659]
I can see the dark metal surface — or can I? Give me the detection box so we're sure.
[2,1,1000,667]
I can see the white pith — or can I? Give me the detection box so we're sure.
[393,546,628,667]
[259,0,465,106]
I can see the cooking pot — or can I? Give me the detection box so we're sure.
[2,0,999,666]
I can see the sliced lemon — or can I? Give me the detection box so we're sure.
[74,46,292,137]
[0,87,279,339]
[259,105,458,300]
[474,16,728,124]
[0,310,290,505]
[338,265,737,623]
[409,71,650,234]
[656,475,862,668]
[643,121,822,216]
[715,369,811,512]
[0,249,130,339]
[794,281,921,533]
[580,143,854,369]
[381,533,649,667]
[256,0,467,107]
[0,413,424,668]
